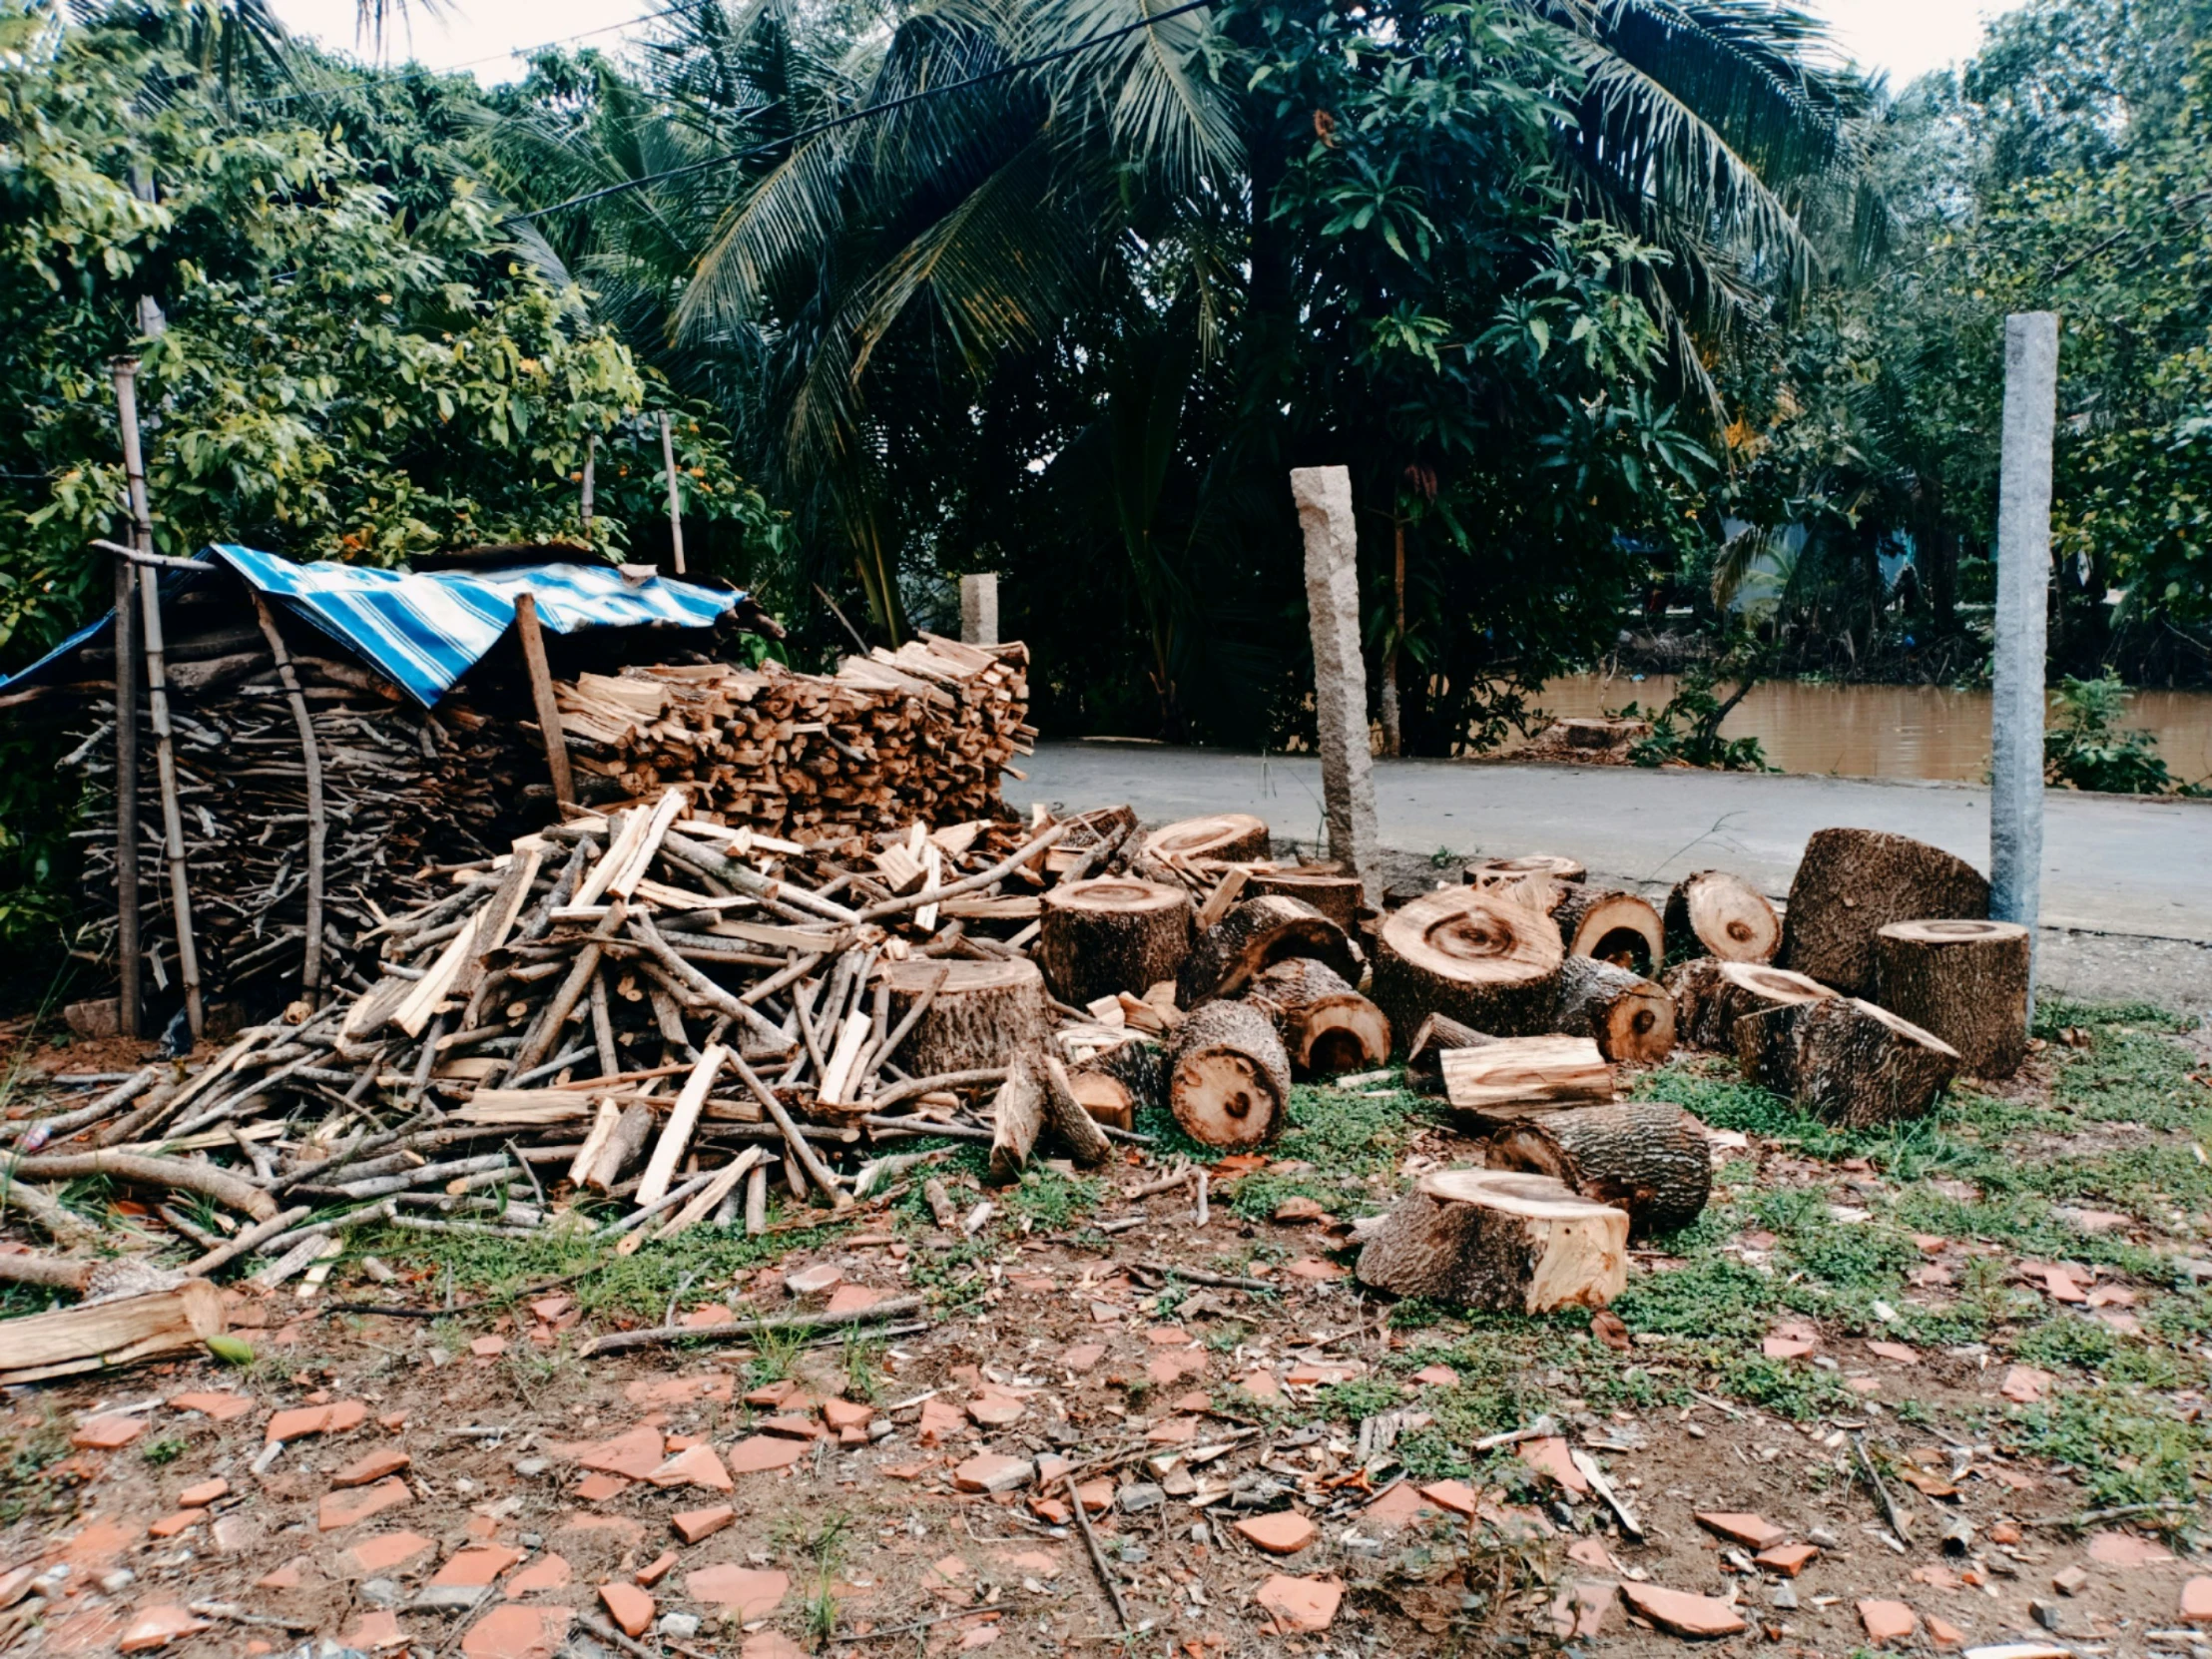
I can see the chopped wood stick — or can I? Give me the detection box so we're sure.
[0,1177,100,1245]
[856,823,1073,921]
[577,1293,923,1356]
[635,1044,728,1209]
[1133,1261,1277,1294]
[727,1051,851,1208]
[7,1151,276,1221]
[0,1253,94,1292]
[2,1065,163,1147]
[183,1204,313,1278]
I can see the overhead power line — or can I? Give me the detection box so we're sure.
[503,0,1217,224]
[239,0,703,107]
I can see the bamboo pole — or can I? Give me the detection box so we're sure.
[250,595,325,1004]
[112,544,142,1039]
[113,357,202,1041]
[512,592,577,814]
[659,412,686,575]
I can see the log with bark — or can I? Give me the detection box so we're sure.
[1037,877,1192,1008]
[1179,894,1362,1006]
[1874,919,2031,1078]
[0,1280,227,1386]
[1071,1036,1166,1129]
[1243,956,1390,1076]
[1355,1169,1628,1313]
[988,1054,1046,1183]
[1485,1102,1710,1237]
[880,958,1051,1075]
[1663,870,1781,965]
[1553,956,1675,1065]
[1165,999,1292,1150]
[1404,1011,1493,1093]
[1665,958,1837,1052]
[1245,868,1364,932]
[1551,885,1664,975]
[1142,815,1271,866]
[1782,828,1990,995]
[1373,887,1563,1040]
[1464,854,1586,887]
[1735,995,1960,1126]
[1436,1036,1615,1119]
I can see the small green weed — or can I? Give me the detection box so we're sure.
[140,1435,187,1466]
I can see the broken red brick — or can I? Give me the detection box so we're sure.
[1234,1511,1317,1554]
[332,1447,411,1487]
[1619,1583,1747,1639]
[598,1582,654,1637]
[670,1506,736,1545]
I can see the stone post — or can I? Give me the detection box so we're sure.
[1991,311,2057,1013]
[1290,466,1382,905]
[960,573,999,647]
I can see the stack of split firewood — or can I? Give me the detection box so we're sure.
[551,637,1034,837]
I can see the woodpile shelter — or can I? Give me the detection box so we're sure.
[0,545,1031,1037]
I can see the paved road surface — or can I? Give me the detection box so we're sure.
[1006,742,2212,943]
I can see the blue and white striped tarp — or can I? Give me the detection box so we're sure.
[0,546,746,708]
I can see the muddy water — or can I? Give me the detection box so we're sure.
[1527,673,2212,785]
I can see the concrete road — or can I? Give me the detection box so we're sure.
[1005,742,2212,942]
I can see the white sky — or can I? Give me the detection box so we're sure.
[266,0,2017,88]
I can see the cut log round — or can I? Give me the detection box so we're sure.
[1244,957,1391,1077]
[1553,956,1676,1065]
[1036,877,1192,1008]
[880,958,1051,1076]
[1735,995,1960,1127]
[1180,894,1361,1006]
[1663,870,1780,965]
[1143,815,1271,866]
[1355,1169,1628,1312]
[1551,885,1664,975]
[1665,958,1837,1052]
[1404,1011,1493,1093]
[1464,854,1586,887]
[1166,999,1292,1149]
[1066,1067,1136,1132]
[1782,828,1989,995]
[1074,1034,1165,1127]
[1874,919,2032,1078]
[1374,887,1564,1040]
[1486,1102,1710,1237]
[1246,869,1363,932]
[1438,1035,1614,1119]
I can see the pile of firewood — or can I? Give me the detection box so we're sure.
[551,638,1033,836]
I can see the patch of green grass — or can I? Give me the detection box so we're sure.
[1720,1356,1851,1420]
[1315,1376,1401,1423]
[1001,1166,1102,1230]
[140,1435,187,1466]
[2006,1385,2212,1506]
[0,1411,74,1524]
[1612,1257,1778,1342]
[903,1236,992,1313]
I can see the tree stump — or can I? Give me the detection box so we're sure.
[988,1053,1046,1183]
[1374,887,1564,1039]
[1355,1169,1628,1312]
[1554,956,1676,1065]
[1874,919,2032,1078]
[1735,996,1960,1126]
[1143,814,1271,866]
[1166,999,1292,1149]
[1664,870,1780,965]
[1404,1011,1493,1093]
[1180,894,1362,1006]
[1551,885,1664,975]
[1782,828,1989,995]
[1437,1036,1614,1119]
[880,958,1051,1076]
[1486,1102,1711,1237]
[1665,959,1837,1052]
[1464,854,1586,887]
[1037,877,1192,1007]
[1244,957,1391,1076]
[1247,868,1364,932]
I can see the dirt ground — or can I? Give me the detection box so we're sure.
[7,995,2212,1659]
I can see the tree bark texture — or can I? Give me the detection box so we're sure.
[1037,876,1192,1008]
[1355,1169,1628,1313]
[1781,828,1990,995]
[1374,886,1563,1040]
[1039,1054,1115,1166]
[1243,955,1391,1076]
[1553,955,1675,1065]
[1142,815,1271,866]
[1874,919,2031,1078]
[1665,959,1837,1052]
[1166,998,1292,1149]
[1551,885,1664,976]
[880,957,1051,1076]
[1404,1011,1493,1093]
[1180,893,1361,1006]
[1663,870,1781,965]
[1735,995,1960,1127]
[988,1053,1046,1182]
[1486,1102,1710,1237]
[1246,869,1364,932]
[1464,854,1586,887]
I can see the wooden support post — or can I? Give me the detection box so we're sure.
[1289,465,1382,906]
[114,356,201,1042]
[1992,311,2057,1017]
[250,595,325,1004]
[660,412,687,575]
[512,592,577,814]
[113,548,142,1039]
